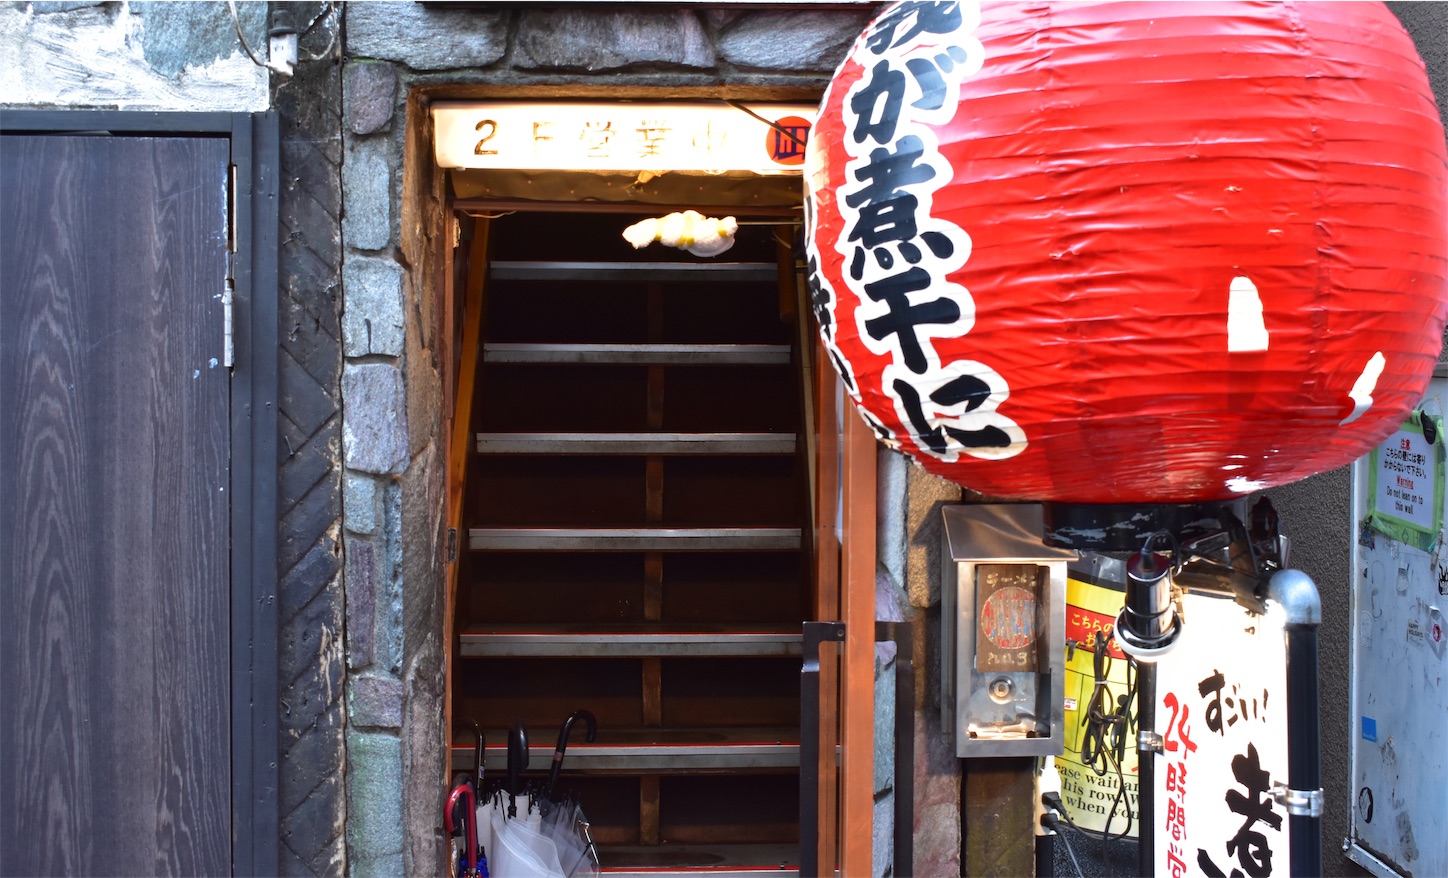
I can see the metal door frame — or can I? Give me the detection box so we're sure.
[0,109,281,877]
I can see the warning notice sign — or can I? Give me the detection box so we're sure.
[1058,571,1139,836]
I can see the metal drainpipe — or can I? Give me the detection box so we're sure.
[1265,569,1323,878]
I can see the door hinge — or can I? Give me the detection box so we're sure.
[447,528,458,564]
[223,255,235,370]
[224,164,237,369]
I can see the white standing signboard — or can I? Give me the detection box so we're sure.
[1154,593,1290,878]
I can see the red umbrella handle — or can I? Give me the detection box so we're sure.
[445,784,478,876]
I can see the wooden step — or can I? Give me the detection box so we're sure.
[468,527,802,552]
[490,260,777,283]
[476,432,797,456]
[451,727,799,773]
[459,624,803,658]
[598,843,798,876]
[481,342,791,366]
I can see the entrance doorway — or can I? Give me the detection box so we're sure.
[448,207,816,872]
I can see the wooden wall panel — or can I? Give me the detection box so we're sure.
[1,134,232,876]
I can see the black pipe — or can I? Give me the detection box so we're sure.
[1136,661,1156,878]
[1035,833,1054,878]
[1284,623,1322,878]
[1262,569,1322,878]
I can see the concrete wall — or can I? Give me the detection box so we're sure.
[0,0,268,111]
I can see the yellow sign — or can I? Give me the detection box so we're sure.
[1058,573,1139,837]
[431,101,815,174]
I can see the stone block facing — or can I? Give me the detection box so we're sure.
[342,254,405,358]
[345,732,404,877]
[349,674,404,729]
[344,538,377,670]
[515,9,715,70]
[342,362,409,475]
[342,137,393,252]
[344,62,397,135]
[346,2,508,70]
[716,10,873,71]
[343,471,380,535]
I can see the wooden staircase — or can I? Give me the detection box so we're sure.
[451,214,810,875]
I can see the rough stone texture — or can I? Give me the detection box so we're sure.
[397,441,449,876]
[346,2,508,70]
[343,471,379,535]
[380,478,405,676]
[344,61,397,135]
[878,450,909,588]
[900,599,963,878]
[403,631,448,877]
[873,795,895,878]
[0,0,268,111]
[405,283,444,462]
[31,1,107,13]
[874,645,896,794]
[342,362,409,475]
[904,461,963,609]
[345,537,377,670]
[274,19,348,875]
[343,253,405,358]
[350,674,404,729]
[345,732,405,877]
[716,10,872,72]
[342,137,393,252]
[515,9,715,71]
[133,0,260,77]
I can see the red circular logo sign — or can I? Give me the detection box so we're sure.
[767,116,811,166]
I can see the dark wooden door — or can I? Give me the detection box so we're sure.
[1,134,233,876]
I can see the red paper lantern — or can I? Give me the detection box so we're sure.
[804,0,1448,503]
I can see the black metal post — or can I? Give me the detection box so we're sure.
[1136,660,1156,878]
[1035,834,1054,877]
[1284,622,1322,876]
[800,621,846,878]
[1266,570,1323,878]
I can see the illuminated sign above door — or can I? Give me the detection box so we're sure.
[431,101,814,174]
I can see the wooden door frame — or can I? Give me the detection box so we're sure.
[0,110,281,877]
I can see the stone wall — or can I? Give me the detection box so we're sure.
[332,4,881,874]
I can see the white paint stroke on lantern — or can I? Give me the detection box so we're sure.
[1226,475,1269,494]
[1227,276,1269,352]
[1341,352,1387,425]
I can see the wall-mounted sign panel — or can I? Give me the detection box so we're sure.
[1153,593,1290,878]
[1365,410,1446,551]
[432,101,815,174]
[1347,367,1448,878]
